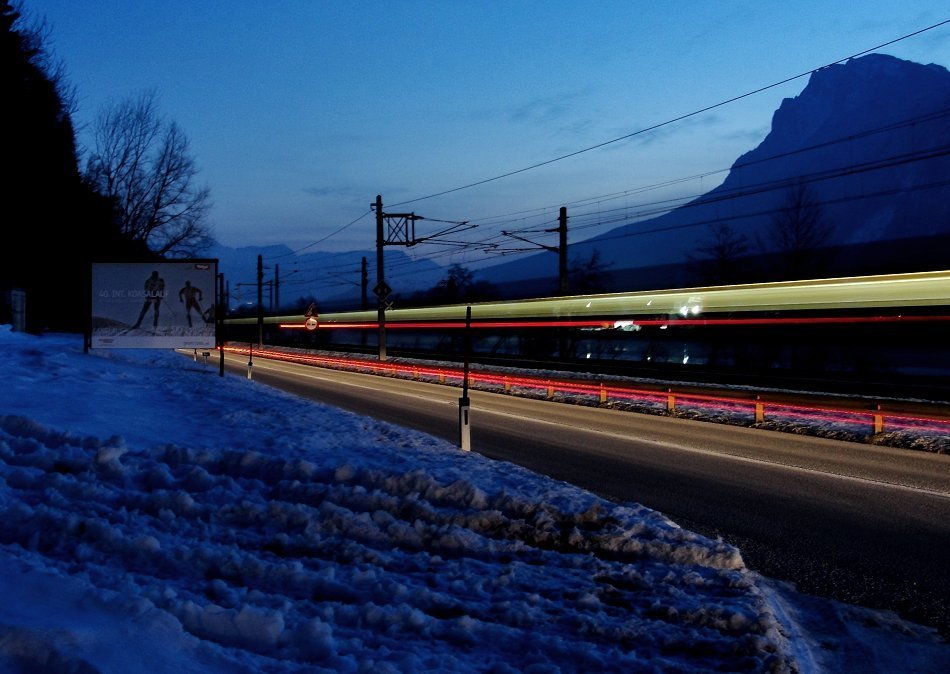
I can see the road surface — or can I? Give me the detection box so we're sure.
[217,351,950,635]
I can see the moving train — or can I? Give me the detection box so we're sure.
[224,270,950,399]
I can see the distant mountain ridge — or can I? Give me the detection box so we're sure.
[213,55,950,307]
[481,54,950,292]
[209,243,447,311]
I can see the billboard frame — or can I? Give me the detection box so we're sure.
[88,259,219,350]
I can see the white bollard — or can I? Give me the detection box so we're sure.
[459,396,471,451]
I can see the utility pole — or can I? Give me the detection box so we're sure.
[556,207,570,359]
[558,206,568,295]
[371,193,472,361]
[274,264,280,312]
[375,195,387,361]
[256,254,263,348]
[217,272,225,377]
[501,206,569,295]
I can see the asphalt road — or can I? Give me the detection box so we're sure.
[217,352,950,635]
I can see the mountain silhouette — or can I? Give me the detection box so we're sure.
[483,53,950,293]
[214,54,950,307]
[210,243,447,311]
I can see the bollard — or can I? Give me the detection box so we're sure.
[459,396,471,451]
[459,306,473,450]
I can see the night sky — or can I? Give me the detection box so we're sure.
[29,1,950,262]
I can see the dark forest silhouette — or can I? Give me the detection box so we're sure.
[0,2,204,332]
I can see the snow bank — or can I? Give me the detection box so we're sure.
[0,332,796,672]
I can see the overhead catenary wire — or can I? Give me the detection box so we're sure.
[270,133,950,292]
[265,209,374,261]
[385,19,950,209]
[345,101,950,265]
[377,147,950,280]
[247,20,950,299]
[264,20,949,264]
[428,105,950,250]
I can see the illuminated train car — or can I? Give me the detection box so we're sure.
[224,270,950,398]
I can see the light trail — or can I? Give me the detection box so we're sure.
[223,345,950,440]
[229,269,950,331]
[279,314,950,331]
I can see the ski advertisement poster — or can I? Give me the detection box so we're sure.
[90,261,218,349]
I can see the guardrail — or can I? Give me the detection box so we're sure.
[219,345,950,448]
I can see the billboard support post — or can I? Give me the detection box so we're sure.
[218,272,225,377]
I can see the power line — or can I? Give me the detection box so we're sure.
[259,19,948,260]
[246,21,950,300]
[431,106,950,248]
[378,142,950,276]
[265,209,373,261]
[388,19,950,209]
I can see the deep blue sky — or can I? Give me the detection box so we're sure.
[28,1,950,264]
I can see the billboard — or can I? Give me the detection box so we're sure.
[91,261,217,349]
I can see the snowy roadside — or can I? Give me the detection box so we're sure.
[0,329,945,672]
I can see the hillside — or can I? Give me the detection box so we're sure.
[482,54,950,294]
[213,55,950,306]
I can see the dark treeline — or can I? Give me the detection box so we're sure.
[1,1,152,332]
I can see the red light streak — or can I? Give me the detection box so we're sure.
[224,346,950,439]
[293,314,950,331]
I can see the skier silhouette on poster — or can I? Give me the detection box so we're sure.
[132,270,165,329]
[178,280,204,327]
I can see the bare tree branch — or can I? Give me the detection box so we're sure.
[84,91,213,257]
[762,180,835,279]
[689,223,750,285]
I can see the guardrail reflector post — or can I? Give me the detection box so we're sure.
[600,384,608,404]
[755,401,765,423]
[873,406,884,435]
[667,392,675,413]
[547,383,555,399]
[504,377,511,393]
